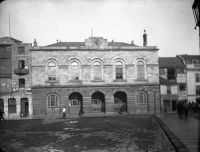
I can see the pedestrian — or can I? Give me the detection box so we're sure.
[79,108,84,116]
[183,100,189,118]
[62,107,66,118]
[0,109,5,122]
[164,106,167,118]
[177,101,183,119]
[192,102,195,113]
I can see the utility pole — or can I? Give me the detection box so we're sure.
[9,14,11,37]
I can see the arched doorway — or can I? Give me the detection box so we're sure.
[69,92,83,116]
[91,91,105,113]
[114,91,128,113]
[20,98,29,117]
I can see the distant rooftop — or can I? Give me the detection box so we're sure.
[178,54,200,61]
[47,41,136,47]
[159,57,185,68]
[0,37,22,44]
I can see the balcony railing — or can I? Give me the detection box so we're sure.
[14,68,29,75]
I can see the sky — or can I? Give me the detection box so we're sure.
[0,0,199,57]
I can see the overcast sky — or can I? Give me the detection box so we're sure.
[0,0,199,57]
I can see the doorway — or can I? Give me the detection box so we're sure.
[20,98,29,117]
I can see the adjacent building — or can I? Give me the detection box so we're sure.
[0,37,32,119]
[159,57,187,113]
[30,34,160,118]
[177,55,200,104]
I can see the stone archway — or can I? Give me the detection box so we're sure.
[69,92,83,116]
[91,91,105,113]
[114,91,128,114]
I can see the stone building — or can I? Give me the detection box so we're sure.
[177,55,200,104]
[159,57,187,113]
[0,37,32,119]
[31,34,160,118]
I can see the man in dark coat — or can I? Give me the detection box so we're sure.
[183,100,189,118]
[177,101,183,119]
[0,109,5,122]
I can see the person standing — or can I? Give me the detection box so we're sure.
[164,106,167,118]
[0,109,5,122]
[62,107,66,118]
[183,100,189,118]
[177,101,183,119]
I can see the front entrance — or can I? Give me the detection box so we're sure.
[69,92,83,116]
[114,91,127,113]
[91,91,105,113]
[20,98,29,117]
[163,99,177,113]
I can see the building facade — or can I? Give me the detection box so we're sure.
[177,55,200,104]
[159,57,187,113]
[31,36,160,118]
[0,37,33,119]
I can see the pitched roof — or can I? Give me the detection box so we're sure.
[159,57,185,68]
[47,42,84,47]
[0,37,22,44]
[178,54,200,61]
[46,41,137,47]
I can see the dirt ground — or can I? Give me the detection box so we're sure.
[0,115,175,152]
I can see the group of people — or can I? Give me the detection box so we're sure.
[176,100,200,119]
[177,100,189,119]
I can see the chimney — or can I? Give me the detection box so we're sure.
[33,38,37,47]
[143,30,147,46]
[131,40,134,45]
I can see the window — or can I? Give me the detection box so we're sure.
[137,91,147,104]
[196,73,200,82]
[19,78,25,88]
[93,61,102,80]
[47,94,58,107]
[8,98,16,113]
[115,61,123,79]
[17,46,25,54]
[47,61,57,81]
[91,98,102,104]
[167,69,176,80]
[71,61,80,80]
[178,69,185,74]
[137,61,145,80]
[167,86,171,94]
[179,84,186,91]
[192,60,198,64]
[196,86,200,95]
[18,60,25,69]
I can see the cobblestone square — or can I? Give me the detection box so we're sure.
[0,116,175,152]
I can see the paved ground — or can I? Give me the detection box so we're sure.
[0,115,175,152]
[158,113,200,152]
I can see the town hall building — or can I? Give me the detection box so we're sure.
[30,33,160,118]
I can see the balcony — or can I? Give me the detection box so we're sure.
[14,68,29,75]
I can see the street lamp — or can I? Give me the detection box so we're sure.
[153,89,156,114]
[192,0,200,53]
